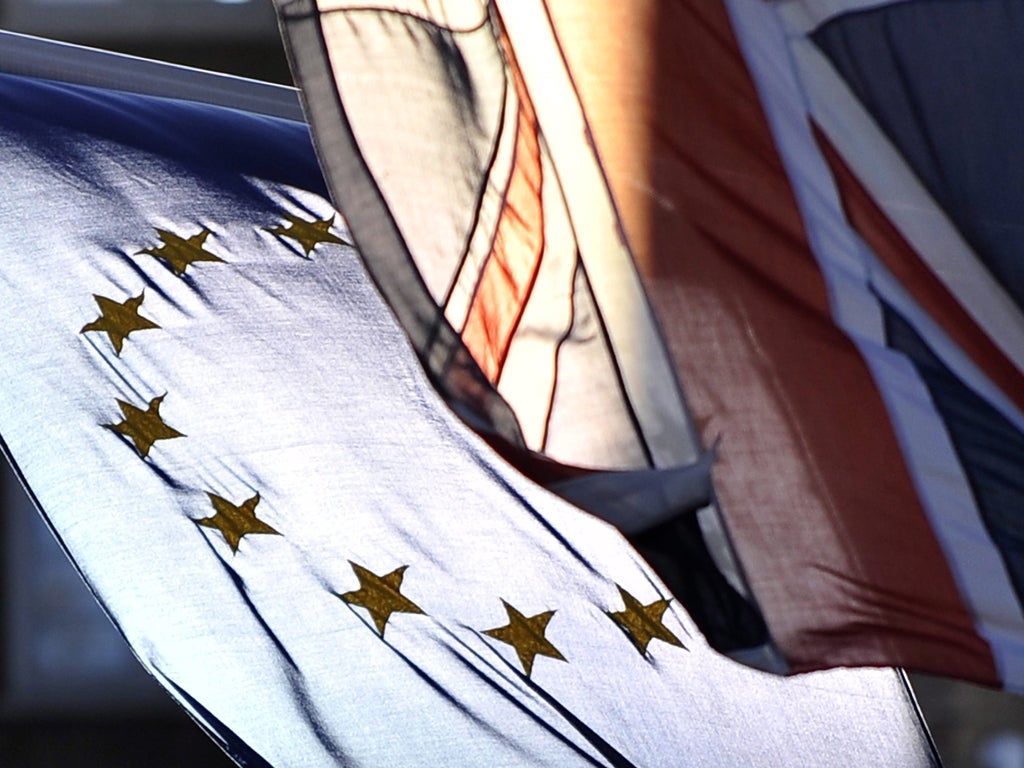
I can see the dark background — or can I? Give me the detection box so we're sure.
[0,1,1022,766]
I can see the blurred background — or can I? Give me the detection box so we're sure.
[0,1,1022,766]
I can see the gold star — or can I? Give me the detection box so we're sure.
[267,213,348,257]
[104,394,184,457]
[483,600,565,677]
[339,562,424,636]
[81,291,159,354]
[606,585,685,655]
[194,492,280,553]
[138,227,224,275]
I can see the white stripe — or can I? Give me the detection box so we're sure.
[728,0,1024,685]
[865,263,1024,689]
[442,66,521,334]
[493,0,697,469]
[496,148,578,451]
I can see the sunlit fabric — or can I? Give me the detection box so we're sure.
[0,34,940,767]
[274,0,1024,690]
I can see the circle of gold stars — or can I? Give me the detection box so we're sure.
[83,212,692,678]
[483,600,566,678]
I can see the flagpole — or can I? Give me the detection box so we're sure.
[0,29,303,121]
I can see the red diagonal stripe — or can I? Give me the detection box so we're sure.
[462,35,544,384]
[814,122,1024,417]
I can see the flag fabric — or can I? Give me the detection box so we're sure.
[0,31,940,768]
[273,0,1024,691]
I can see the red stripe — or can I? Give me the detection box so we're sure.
[543,0,997,683]
[461,36,544,384]
[814,123,1024,418]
